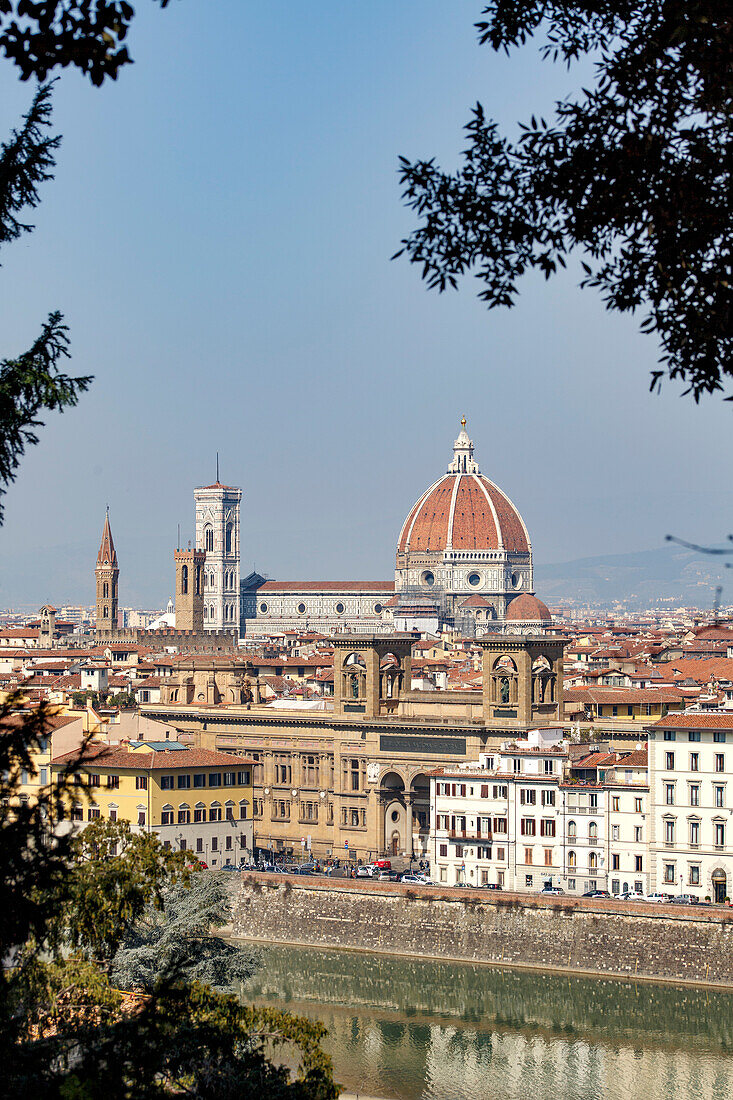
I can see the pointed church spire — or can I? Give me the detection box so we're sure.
[97,508,117,566]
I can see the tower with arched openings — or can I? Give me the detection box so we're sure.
[194,478,241,634]
[479,633,565,725]
[174,546,206,631]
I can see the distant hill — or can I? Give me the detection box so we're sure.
[534,545,730,610]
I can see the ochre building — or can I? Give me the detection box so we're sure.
[142,632,565,863]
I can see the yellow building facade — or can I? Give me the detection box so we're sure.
[52,742,255,868]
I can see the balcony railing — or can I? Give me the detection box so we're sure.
[448,829,492,842]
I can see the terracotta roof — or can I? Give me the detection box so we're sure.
[196,481,239,491]
[52,744,254,770]
[565,687,685,703]
[4,711,80,732]
[573,751,619,768]
[96,511,117,567]
[397,472,530,554]
[617,748,648,767]
[505,594,552,622]
[460,594,491,608]
[653,713,733,729]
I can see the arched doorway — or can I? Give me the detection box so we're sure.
[380,772,406,857]
[712,868,727,904]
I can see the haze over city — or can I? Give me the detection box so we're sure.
[0,0,730,609]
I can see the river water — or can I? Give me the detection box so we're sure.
[239,943,733,1100]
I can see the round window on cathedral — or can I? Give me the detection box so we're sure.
[297,602,307,614]
[259,602,268,614]
[422,571,435,586]
[374,603,383,614]
[335,602,345,614]
[468,572,481,587]
[511,572,523,590]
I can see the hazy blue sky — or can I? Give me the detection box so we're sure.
[1,1,730,609]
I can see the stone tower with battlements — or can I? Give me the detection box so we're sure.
[95,510,119,634]
[194,479,241,634]
[174,547,205,632]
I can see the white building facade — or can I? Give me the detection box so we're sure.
[431,732,651,896]
[240,578,395,637]
[649,713,733,902]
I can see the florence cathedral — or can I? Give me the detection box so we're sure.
[240,419,551,638]
[95,419,551,641]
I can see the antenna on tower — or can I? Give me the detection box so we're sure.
[216,451,220,483]
[177,523,180,550]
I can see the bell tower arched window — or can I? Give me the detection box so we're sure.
[225,524,233,555]
[204,524,214,552]
[181,565,188,594]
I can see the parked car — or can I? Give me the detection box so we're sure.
[582,890,611,898]
[373,859,392,870]
[377,870,396,881]
[453,882,474,889]
[400,873,434,885]
[614,891,645,901]
[356,866,373,878]
[670,894,699,905]
[644,892,672,903]
[483,883,503,891]
[221,863,239,872]
[538,886,565,896]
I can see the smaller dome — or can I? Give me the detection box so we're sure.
[505,594,551,622]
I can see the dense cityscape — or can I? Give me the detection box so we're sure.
[7,424,733,905]
[1,2,730,1097]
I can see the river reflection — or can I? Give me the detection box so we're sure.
[238,944,733,1099]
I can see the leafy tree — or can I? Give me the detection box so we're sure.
[0,730,338,1098]
[395,1,733,400]
[0,0,173,85]
[108,690,136,708]
[0,2,176,519]
[0,691,80,961]
[111,871,260,994]
[62,818,190,962]
[0,85,91,522]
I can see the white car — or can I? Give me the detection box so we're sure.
[614,891,645,901]
[355,866,373,878]
[644,892,671,904]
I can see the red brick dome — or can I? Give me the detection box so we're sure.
[398,472,530,554]
[505,594,551,622]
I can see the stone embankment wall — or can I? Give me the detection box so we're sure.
[229,874,733,989]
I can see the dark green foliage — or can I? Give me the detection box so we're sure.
[0,692,79,958]
[0,707,338,1097]
[0,309,91,522]
[12,982,338,1099]
[63,818,190,961]
[396,2,733,400]
[0,0,173,85]
[0,83,91,523]
[111,872,260,993]
[0,82,59,249]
